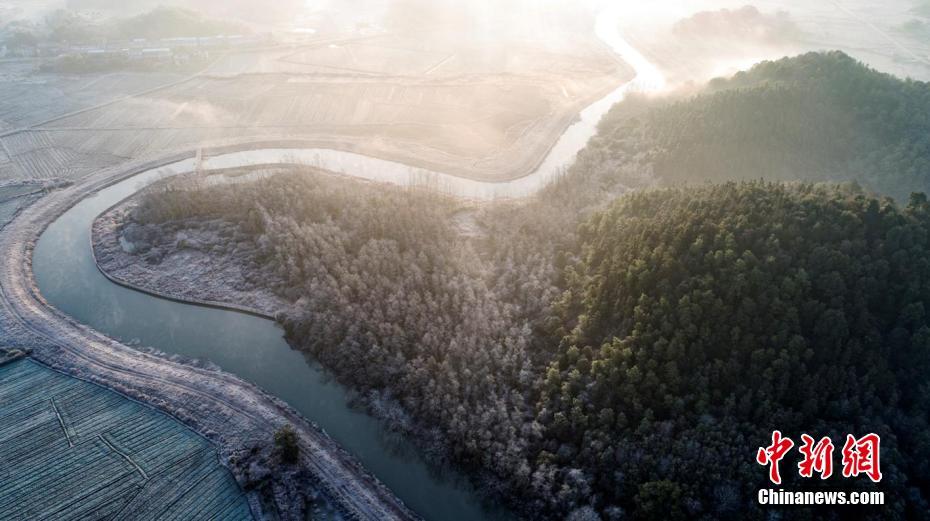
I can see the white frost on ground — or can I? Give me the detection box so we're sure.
[94,201,286,318]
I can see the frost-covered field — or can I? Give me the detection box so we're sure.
[0,4,627,184]
[0,356,252,520]
[0,65,186,132]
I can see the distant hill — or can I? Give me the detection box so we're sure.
[65,0,302,25]
[594,51,930,200]
[898,18,930,39]
[105,6,248,40]
[672,5,802,45]
[43,6,248,43]
[915,1,930,19]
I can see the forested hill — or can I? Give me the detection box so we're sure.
[130,169,930,519]
[39,7,247,44]
[106,7,248,40]
[540,182,930,519]
[593,51,930,200]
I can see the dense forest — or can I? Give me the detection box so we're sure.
[595,51,930,200]
[539,183,930,519]
[132,170,568,507]
[121,51,930,520]
[129,174,930,520]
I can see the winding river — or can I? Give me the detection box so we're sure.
[32,9,664,521]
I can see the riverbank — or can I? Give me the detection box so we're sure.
[86,161,573,519]
[0,150,422,521]
[89,172,515,516]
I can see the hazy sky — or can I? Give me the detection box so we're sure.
[3,0,927,79]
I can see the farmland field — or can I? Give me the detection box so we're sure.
[0,191,39,229]
[0,356,253,521]
[0,22,628,184]
[0,64,186,132]
[25,40,625,181]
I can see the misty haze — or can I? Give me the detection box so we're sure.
[0,1,929,520]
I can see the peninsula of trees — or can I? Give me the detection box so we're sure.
[105,51,930,519]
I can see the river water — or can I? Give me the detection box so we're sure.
[32,9,663,521]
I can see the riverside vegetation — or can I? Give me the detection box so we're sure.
[113,52,930,519]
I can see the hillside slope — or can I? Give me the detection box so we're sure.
[593,51,930,200]
[540,182,930,519]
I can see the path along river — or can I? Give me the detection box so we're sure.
[32,7,665,521]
